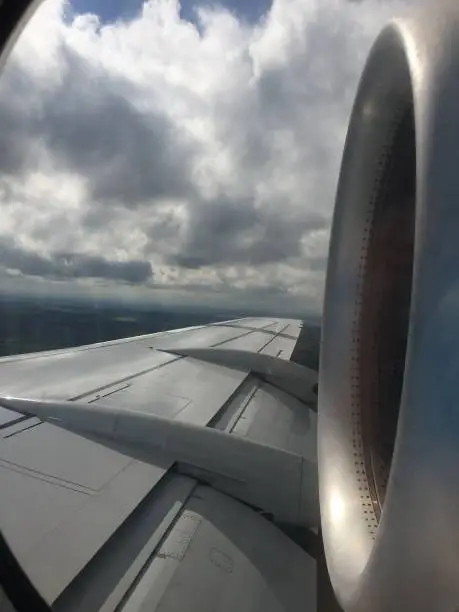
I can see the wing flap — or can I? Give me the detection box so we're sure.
[53,474,198,612]
[118,485,316,612]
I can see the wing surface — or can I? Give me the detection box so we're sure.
[0,317,318,611]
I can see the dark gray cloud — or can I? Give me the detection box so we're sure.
[0,239,152,283]
[0,66,45,177]
[163,196,327,268]
[0,45,195,206]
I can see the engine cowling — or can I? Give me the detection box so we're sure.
[319,2,459,611]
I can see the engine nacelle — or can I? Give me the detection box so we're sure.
[319,2,459,610]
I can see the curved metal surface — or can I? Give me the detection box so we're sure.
[319,2,459,610]
[156,347,318,406]
[0,396,319,528]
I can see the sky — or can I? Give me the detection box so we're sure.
[70,0,274,25]
[0,0,415,314]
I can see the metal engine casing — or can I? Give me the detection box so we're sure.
[319,3,459,611]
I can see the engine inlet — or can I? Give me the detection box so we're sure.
[355,103,415,514]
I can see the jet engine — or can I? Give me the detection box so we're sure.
[319,2,459,611]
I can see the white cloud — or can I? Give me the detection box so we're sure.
[0,0,410,313]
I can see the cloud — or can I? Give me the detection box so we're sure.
[165,195,328,268]
[0,45,194,205]
[0,237,152,283]
[0,0,410,312]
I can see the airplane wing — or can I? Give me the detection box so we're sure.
[0,317,319,612]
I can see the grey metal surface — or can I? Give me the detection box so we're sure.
[0,417,40,438]
[0,407,27,428]
[1,396,319,529]
[84,357,247,426]
[319,2,459,611]
[0,427,169,601]
[230,382,317,463]
[0,318,309,605]
[119,485,316,612]
[157,347,318,405]
[53,475,198,612]
[0,319,292,401]
[0,342,177,400]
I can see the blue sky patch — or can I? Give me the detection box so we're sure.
[70,0,273,26]
[69,0,143,24]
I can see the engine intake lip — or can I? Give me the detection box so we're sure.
[319,4,459,611]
